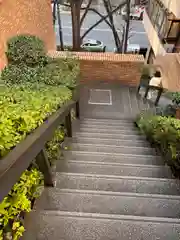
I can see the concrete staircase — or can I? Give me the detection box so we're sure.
[24,118,180,240]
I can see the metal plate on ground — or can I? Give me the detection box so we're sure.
[88,89,112,105]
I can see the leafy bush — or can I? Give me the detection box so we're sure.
[46,126,66,165]
[0,168,43,240]
[136,113,180,176]
[0,34,78,239]
[1,64,40,85]
[38,57,79,89]
[6,35,48,67]
[172,92,180,107]
[2,57,79,89]
[0,84,72,158]
[0,83,72,238]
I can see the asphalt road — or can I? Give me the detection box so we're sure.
[55,11,149,51]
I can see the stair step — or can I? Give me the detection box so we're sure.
[80,118,134,125]
[74,132,145,140]
[56,173,180,195]
[70,137,150,147]
[68,143,157,155]
[37,188,180,219]
[79,123,136,130]
[57,161,172,178]
[78,127,139,135]
[27,211,180,240]
[63,151,164,165]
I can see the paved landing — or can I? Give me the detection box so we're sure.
[79,83,150,119]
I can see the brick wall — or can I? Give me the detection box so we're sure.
[0,0,55,69]
[49,51,144,86]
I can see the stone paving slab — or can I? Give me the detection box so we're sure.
[79,83,150,119]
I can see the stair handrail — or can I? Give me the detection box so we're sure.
[0,98,80,202]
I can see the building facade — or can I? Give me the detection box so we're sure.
[143,0,180,63]
[0,0,55,69]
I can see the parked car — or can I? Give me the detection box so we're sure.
[81,39,106,52]
[121,5,145,20]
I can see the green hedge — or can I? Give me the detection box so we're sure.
[0,34,79,238]
[3,35,80,90]
[0,168,43,240]
[6,35,48,67]
[0,84,72,158]
[136,114,180,177]
[0,84,72,238]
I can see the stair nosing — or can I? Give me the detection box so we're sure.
[74,132,145,137]
[39,210,180,224]
[80,118,134,122]
[79,124,136,128]
[79,128,138,132]
[47,188,180,200]
[71,136,147,143]
[65,160,168,169]
[63,150,162,159]
[57,172,177,182]
[81,117,133,120]
[69,143,154,150]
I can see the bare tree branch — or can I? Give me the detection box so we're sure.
[81,1,126,41]
[103,0,121,52]
[80,0,93,27]
[128,34,133,39]
[80,7,112,29]
[61,3,70,7]
[62,2,113,30]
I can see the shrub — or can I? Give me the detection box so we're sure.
[6,35,48,67]
[46,126,66,165]
[0,83,72,239]
[1,64,40,85]
[39,57,79,89]
[0,84,72,158]
[172,92,180,107]
[0,167,43,240]
[3,35,80,88]
[136,113,180,176]
[0,34,78,239]
[2,57,79,89]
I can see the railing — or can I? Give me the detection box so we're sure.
[137,80,163,106]
[0,97,80,202]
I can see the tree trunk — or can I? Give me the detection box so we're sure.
[57,1,64,51]
[71,1,81,51]
[123,0,131,53]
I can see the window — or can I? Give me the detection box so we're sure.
[90,43,97,46]
[83,43,90,47]
[155,7,165,36]
[151,1,159,24]
[156,8,164,27]
[96,40,101,45]
[168,22,180,38]
[149,0,154,16]
[159,14,169,38]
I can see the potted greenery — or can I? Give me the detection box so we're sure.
[172,92,180,119]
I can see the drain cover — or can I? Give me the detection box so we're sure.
[88,89,112,105]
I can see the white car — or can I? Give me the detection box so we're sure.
[81,39,106,52]
[121,5,145,20]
